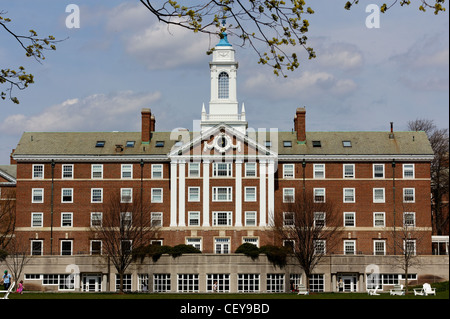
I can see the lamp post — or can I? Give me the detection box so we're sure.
[392,159,396,255]
[50,159,55,255]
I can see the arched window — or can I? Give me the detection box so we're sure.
[218,72,229,99]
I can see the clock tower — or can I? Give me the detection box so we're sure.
[200,29,247,134]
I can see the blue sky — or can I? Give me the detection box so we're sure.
[0,1,448,164]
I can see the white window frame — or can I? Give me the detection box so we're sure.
[313,164,325,179]
[245,211,257,226]
[214,237,230,254]
[188,163,200,177]
[186,238,202,251]
[31,212,43,227]
[121,164,133,179]
[344,212,356,227]
[283,212,294,227]
[212,187,233,202]
[403,188,415,203]
[32,164,44,179]
[91,164,103,179]
[283,164,295,178]
[188,211,200,226]
[283,188,295,203]
[62,164,73,179]
[120,188,133,203]
[403,212,416,227]
[90,212,102,227]
[91,188,103,203]
[403,164,415,179]
[151,164,163,179]
[314,188,326,203]
[373,164,385,178]
[314,212,326,228]
[61,240,73,256]
[213,162,232,177]
[90,240,102,255]
[31,240,43,256]
[373,212,385,227]
[245,162,257,177]
[373,188,385,203]
[151,212,163,227]
[188,187,200,202]
[212,211,232,226]
[373,240,386,255]
[61,212,73,227]
[244,187,257,202]
[344,240,356,255]
[32,188,44,203]
[343,188,355,203]
[404,239,416,255]
[151,188,163,203]
[61,188,73,203]
[314,240,326,255]
[343,164,355,179]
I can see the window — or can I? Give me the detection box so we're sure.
[214,237,230,254]
[62,164,73,179]
[374,240,386,255]
[155,141,165,147]
[313,164,325,179]
[373,164,384,178]
[126,141,135,148]
[152,164,163,179]
[343,188,355,203]
[314,212,326,227]
[121,164,133,179]
[283,188,295,203]
[314,240,326,254]
[404,240,416,255]
[188,211,200,226]
[120,212,132,228]
[188,163,200,177]
[314,188,325,203]
[212,187,232,202]
[283,212,294,226]
[188,187,200,202]
[115,274,132,292]
[373,212,385,227]
[90,240,102,255]
[154,274,171,292]
[283,141,292,147]
[91,164,103,179]
[31,212,43,227]
[177,274,199,292]
[151,188,163,203]
[283,164,294,178]
[238,274,260,292]
[344,240,356,255]
[343,164,355,178]
[95,141,105,148]
[403,188,415,203]
[61,213,73,227]
[243,237,259,247]
[245,211,257,226]
[213,162,232,177]
[309,274,324,292]
[342,141,352,147]
[91,188,103,203]
[344,212,355,227]
[32,188,44,203]
[151,212,163,227]
[265,141,272,147]
[373,188,385,203]
[61,188,73,203]
[90,212,102,227]
[245,162,257,177]
[312,141,321,148]
[403,212,416,227]
[33,164,44,179]
[244,187,257,202]
[213,212,232,226]
[207,274,230,293]
[61,240,73,256]
[403,164,415,179]
[120,188,132,203]
[186,237,202,251]
[31,240,43,256]
[267,274,285,293]
[218,72,229,99]
[137,274,149,292]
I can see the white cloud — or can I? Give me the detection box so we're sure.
[0,91,161,135]
[313,41,364,70]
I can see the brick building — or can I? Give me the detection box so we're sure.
[6,31,444,293]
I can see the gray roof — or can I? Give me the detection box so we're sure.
[0,165,17,182]
[12,129,433,160]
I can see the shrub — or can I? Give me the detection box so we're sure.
[132,244,201,262]
[235,244,289,268]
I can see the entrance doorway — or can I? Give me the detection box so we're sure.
[337,274,358,292]
[82,274,102,292]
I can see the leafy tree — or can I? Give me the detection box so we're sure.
[1,11,61,104]
[141,0,446,76]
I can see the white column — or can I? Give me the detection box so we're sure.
[259,160,267,227]
[170,160,178,227]
[178,161,186,227]
[267,160,275,226]
[202,160,210,227]
[235,159,243,227]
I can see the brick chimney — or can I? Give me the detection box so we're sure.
[294,107,306,142]
[141,108,151,144]
[150,114,156,133]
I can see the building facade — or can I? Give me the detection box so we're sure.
[6,32,445,292]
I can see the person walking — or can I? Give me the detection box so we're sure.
[16,280,24,294]
[1,270,12,290]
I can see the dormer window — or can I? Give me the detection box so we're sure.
[218,72,229,99]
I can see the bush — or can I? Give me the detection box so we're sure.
[235,244,288,268]
[0,249,7,261]
[235,243,260,260]
[132,244,201,262]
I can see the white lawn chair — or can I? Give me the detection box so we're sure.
[367,286,380,295]
[0,281,15,300]
[390,284,405,296]
[297,284,309,295]
[414,283,436,296]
